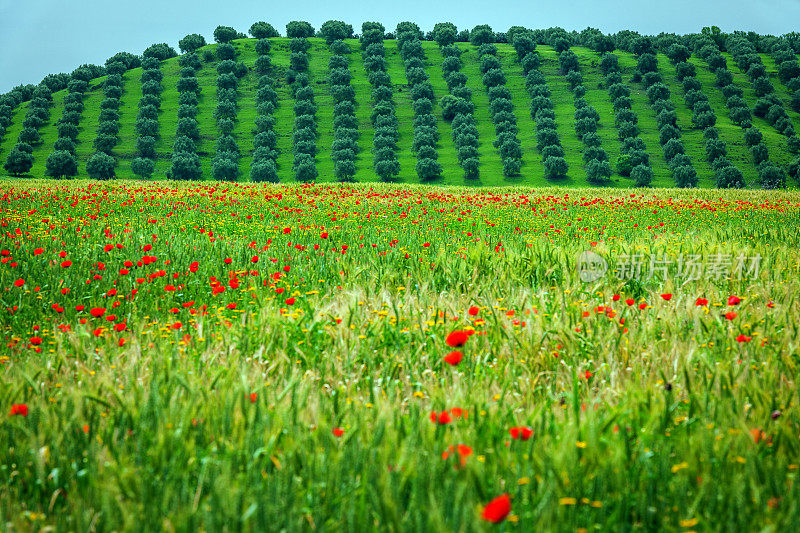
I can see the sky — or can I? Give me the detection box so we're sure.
[2,0,799,93]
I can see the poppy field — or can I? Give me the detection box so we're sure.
[2,179,800,531]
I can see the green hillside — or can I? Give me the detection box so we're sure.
[1,33,799,188]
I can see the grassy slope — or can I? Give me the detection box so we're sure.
[759,53,800,134]
[0,102,28,167]
[418,42,460,185]
[1,39,796,187]
[454,43,506,185]
[687,56,760,185]
[231,39,258,181]
[114,68,143,179]
[343,39,378,183]
[571,47,627,186]
[195,49,219,180]
[305,40,335,182]
[28,89,66,175]
[655,53,714,187]
[613,51,674,187]
[539,46,585,185]
[269,40,294,180]
[495,44,546,184]
[720,52,795,170]
[152,58,181,178]
[73,79,105,175]
[383,40,416,183]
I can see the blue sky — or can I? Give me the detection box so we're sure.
[2,0,799,93]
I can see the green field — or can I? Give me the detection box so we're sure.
[2,37,798,187]
[2,179,800,530]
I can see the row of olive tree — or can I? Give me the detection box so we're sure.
[593,53,654,186]
[129,55,164,178]
[726,36,791,188]
[770,40,800,116]
[771,40,800,181]
[728,36,795,138]
[3,83,53,176]
[513,32,569,180]
[42,66,94,178]
[475,29,522,177]
[85,62,125,179]
[664,43,745,188]
[397,22,442,181]
[694,37,786,188]
[435,23,480,179]
[559,46,613,184]
[88,50,149,179]
[632,37,698,187]
[288,37,318,181]
[327,34,359,181]
[250,38,280,182]
[360,22,401,181]
[169,51,203,180]
[727,36,797,165]
[212,31,247,181]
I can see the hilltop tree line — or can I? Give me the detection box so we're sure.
[2,20,799,187]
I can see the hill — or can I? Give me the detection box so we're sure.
[1,24,799,188]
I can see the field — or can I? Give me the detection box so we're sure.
[1,37,799,188]
[2,179,800,531]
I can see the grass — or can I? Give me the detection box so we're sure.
[2,180,800,531]
[1,38,798,188]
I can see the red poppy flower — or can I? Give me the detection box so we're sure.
[34,247,44,255]
[625,298,635,306]
[736,334,752,343]
[443,350,463,366]
[638,302,647,310]
[728,296,741,306]
[660,293,672,301]
[725,311,737,320]
[446,330,468,347]
[320,232,329,239]
[13,279,24,287]
[285,297,296,306]
[332,427,344,437]
[482,494,511,523]
[249,393,257,403]
[251,255,259,263]
[10,404,28,417]
[171,322,182,330]
[509,426,533,441]
[189,261,199,272]
[60,260,72,268]
[227,303,237,310]
[449,407,466,418]
[90,307,106,318]
[29,336,42,346]
[468,306,480,316]
[430,410,452,425]
[612,294,620,301]
[695,297,708,306]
